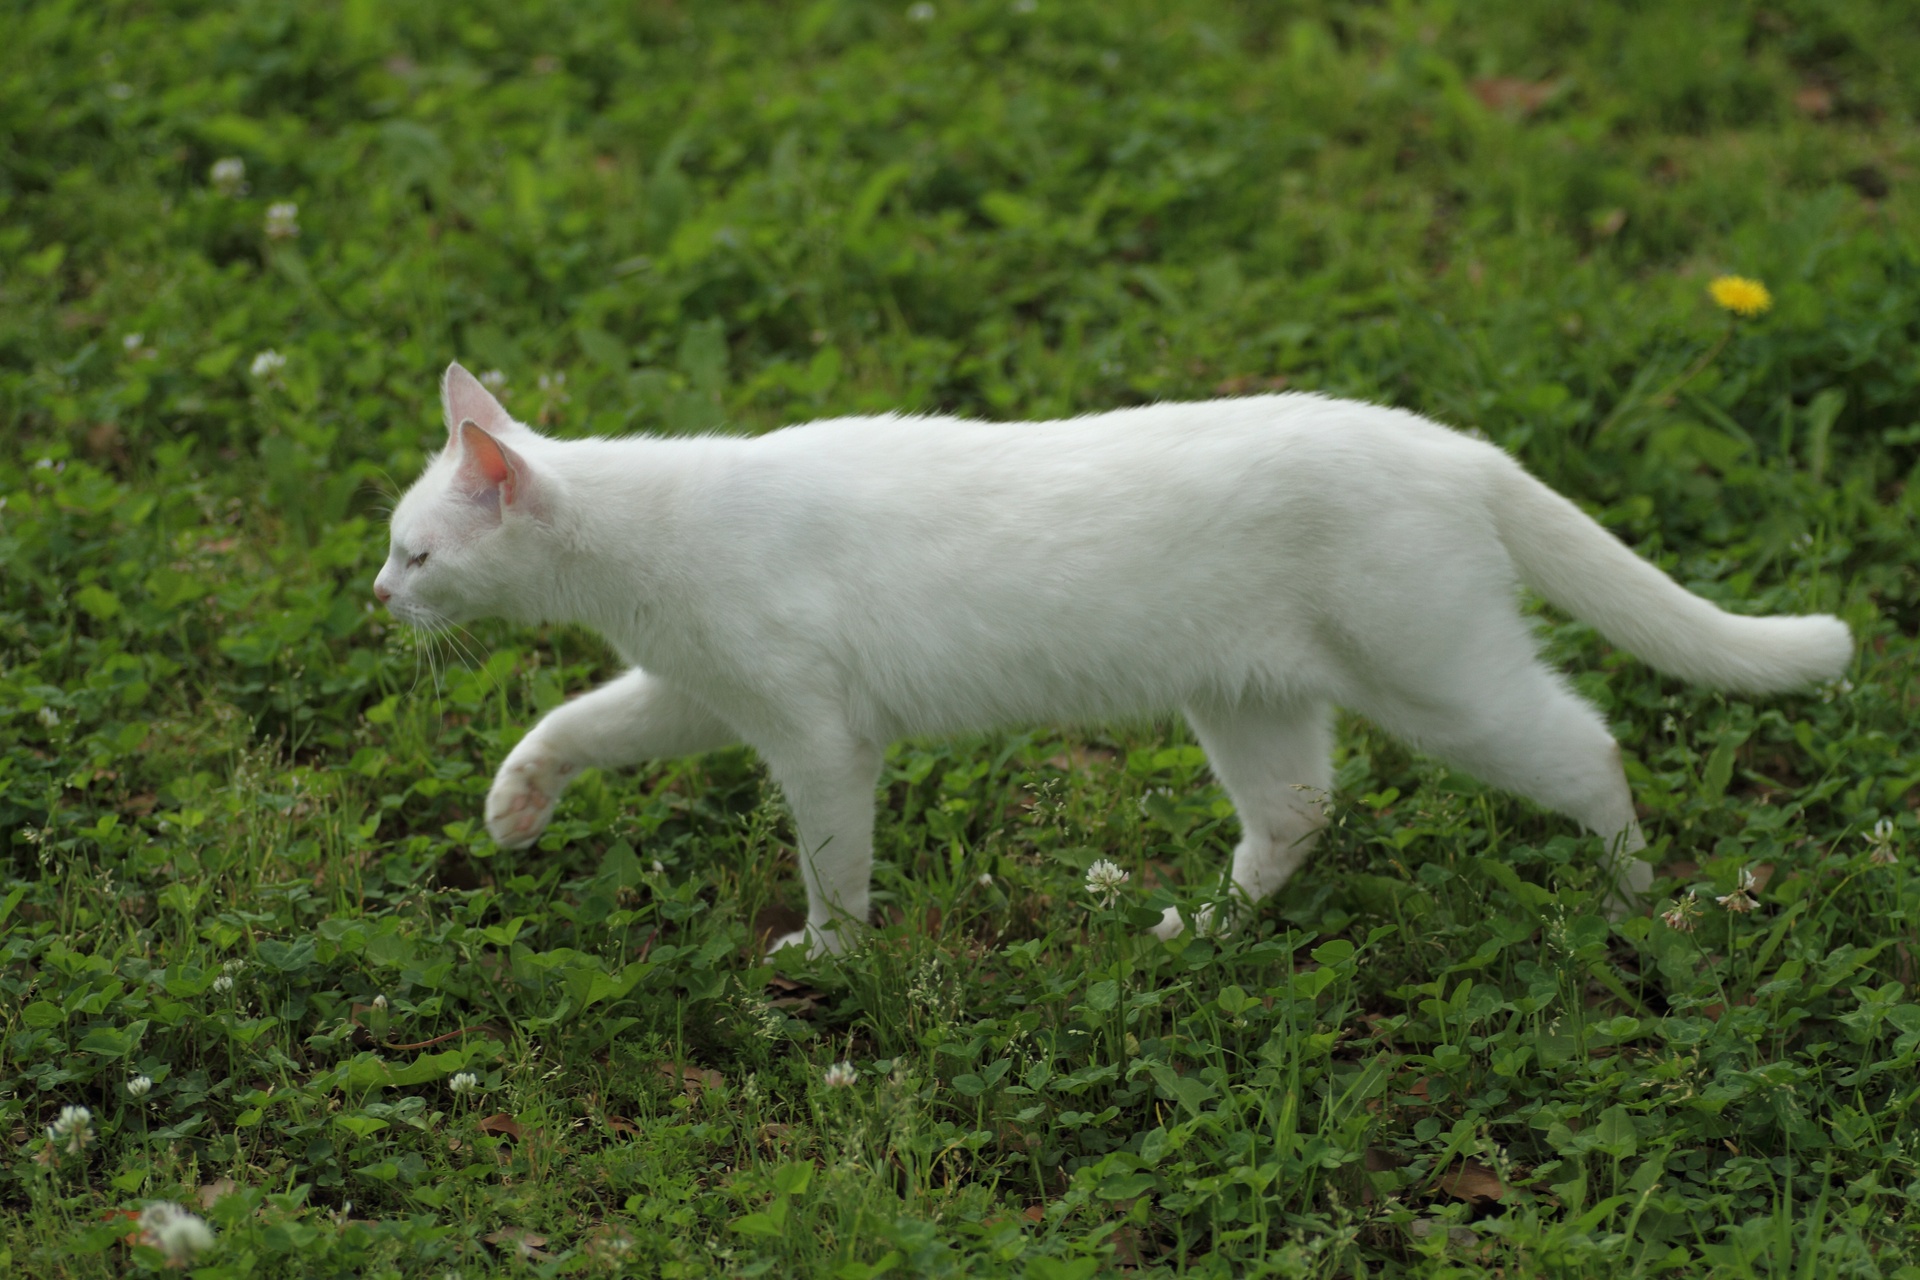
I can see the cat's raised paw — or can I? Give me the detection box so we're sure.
[484,744,580,849]
[764,922,855,963]
[1148,903,1227,942]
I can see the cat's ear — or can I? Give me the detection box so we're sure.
[454,419,542,519]
[442,362,517,441]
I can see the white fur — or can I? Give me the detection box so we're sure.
[377,364,1852,955]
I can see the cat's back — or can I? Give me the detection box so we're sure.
[737,392,1491,510]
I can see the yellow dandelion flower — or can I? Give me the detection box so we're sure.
[1709,275,1771,318]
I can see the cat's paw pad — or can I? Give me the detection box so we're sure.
[485,748,579,849]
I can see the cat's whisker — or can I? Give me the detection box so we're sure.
[408,625,435,694]
[365,470,402,505]
[409,622,449,705]
[445,624,489,678]
[428,626,453,680]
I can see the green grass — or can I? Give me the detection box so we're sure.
[4,0,1920,1275]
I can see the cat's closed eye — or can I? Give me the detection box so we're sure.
[407,552,430,568]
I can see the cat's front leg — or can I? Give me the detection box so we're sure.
[485,669,736,849]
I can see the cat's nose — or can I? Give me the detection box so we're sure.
[374,581,392,603]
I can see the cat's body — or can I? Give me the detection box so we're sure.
[377,365,1852,954]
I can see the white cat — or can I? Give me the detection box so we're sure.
[375,364,1852,956]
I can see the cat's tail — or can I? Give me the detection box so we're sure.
[1488,460,1852,693]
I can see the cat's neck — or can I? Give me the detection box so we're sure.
[528,434,719,651]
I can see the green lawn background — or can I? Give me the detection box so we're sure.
[4,1,1920,1275]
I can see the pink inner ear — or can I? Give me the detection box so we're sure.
[457,419,519,506]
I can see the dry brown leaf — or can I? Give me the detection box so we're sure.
[766,974,827,1017]
[1471,77,1557,116]
[582,1222,636,1261]
[606,1115,637,1137]
[197,1178,239,1209]
[1436,1159,1508,1204]
[1363,1147,1406,1172]
[475,1113,523,1141]
[657,1061,722,1095]
[1793,84,1834,117]
[996,1126,1036,1153]
[483,1228,551,1261]
[1021,1204,1046,1223]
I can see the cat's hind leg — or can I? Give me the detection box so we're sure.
[486,669,736,849]
[1154,699,1334,940]
[1354,653,1649,911]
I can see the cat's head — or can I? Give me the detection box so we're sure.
[374,363,559,627]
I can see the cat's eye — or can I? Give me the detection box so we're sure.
[407,551,430,569]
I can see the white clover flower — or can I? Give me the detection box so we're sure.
[822,1061,857,1089]
[1717,865,1760,914]
[977,872,994,887]
[907,2,936,20]
[479,368,507,391]
[210,156,247,195]
[249,349,286,379]
[264,201,300,239]
[138,1202,216,1265]
[1660,894,1700,934]
[650,859,665,875]
[36,706,59,729]
[122,332,144,352]
[1869,818,1900,867]
[372,993,388,1011]
[127,1075,153,1098]
[47,1104,94,1153]
[1084,858,1130,907]
[449,1071,478,1094]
